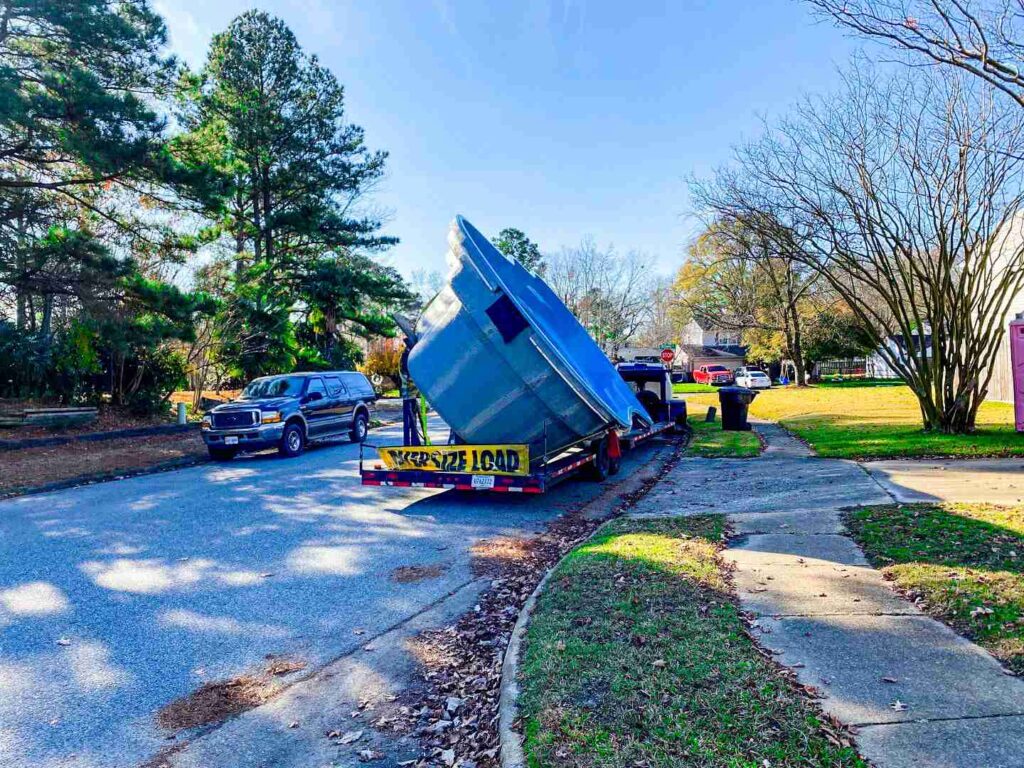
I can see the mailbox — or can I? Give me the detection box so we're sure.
[1011,315,1024,432]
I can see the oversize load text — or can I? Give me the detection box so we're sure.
[378,444,529,476]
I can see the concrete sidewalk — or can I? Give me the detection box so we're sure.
[634,424,1024,768]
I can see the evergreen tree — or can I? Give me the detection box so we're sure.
[495,227,545,274]
[0,1,221,409]
[180,10,412,374]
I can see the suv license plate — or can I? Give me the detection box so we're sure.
[224,436,239,445]
[471,475,495,490]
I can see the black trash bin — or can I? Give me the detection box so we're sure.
[719,385,758,431]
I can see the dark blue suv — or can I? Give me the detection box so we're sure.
[201,371,377,460]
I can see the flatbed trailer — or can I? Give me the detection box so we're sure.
[359,418,679,494]
[360,361,687,494]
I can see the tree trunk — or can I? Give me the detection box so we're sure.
[789,302,807,386]
[261,166,273,263]
[40,294,53,339]
[15,281,25,330]
[250,166,263,263]
[233,187,247,276]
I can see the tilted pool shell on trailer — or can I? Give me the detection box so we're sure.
[406,215,651,466]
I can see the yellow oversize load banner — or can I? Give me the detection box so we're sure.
[378,444,529,476]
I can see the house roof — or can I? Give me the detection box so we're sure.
[680,344,747,359]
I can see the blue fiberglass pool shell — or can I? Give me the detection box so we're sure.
[407,216,651,462]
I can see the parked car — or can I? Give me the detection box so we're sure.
[734,367,772,389]
[692,364,733,385]
[201,371,376,460]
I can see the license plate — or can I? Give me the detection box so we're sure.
[224,436,239,445]
[471,474,495,490]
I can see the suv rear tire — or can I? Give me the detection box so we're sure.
[208,446,237,461]
[350,410,368,443]
[279,422,305,458]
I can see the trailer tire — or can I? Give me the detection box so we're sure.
[608,454,622,475]
[586,436,611,482]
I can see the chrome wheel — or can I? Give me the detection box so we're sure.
[350,412,368,442]
[279,422,305,458]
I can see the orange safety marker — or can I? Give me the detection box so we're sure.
[607,429,622,459]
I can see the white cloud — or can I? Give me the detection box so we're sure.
[154,0,212,68]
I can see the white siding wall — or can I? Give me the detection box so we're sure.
[988,306,1023,403]
[986,213,1024,403]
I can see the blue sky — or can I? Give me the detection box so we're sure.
[156,0,858,280]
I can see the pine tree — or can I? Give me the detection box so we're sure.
[495,227,545,274]
[180,10,413,374]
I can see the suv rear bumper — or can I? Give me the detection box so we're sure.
[201,423,285,451]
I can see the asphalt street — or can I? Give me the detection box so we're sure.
[0,419,658,768]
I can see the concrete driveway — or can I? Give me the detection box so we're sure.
[0,420,660,768]
[862,457,1024,504]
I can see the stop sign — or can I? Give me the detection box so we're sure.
[660,348,675,364]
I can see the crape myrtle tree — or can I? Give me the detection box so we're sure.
[178,10,414,380]
[808,0,1024,109]
[694,65,1024,433]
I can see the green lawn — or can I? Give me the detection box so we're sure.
[672,382,718,394]
[519,517,865,768]
[685,409,761,458]
[681,383,1022,459]
[846,504,1024,675]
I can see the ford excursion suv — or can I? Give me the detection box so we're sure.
[201,371,376,460]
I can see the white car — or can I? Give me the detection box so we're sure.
[734,367,772,389]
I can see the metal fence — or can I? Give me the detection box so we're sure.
[814,358,867,377]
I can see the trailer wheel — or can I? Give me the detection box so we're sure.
[586,436,611,481]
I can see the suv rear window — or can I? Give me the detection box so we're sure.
[342,372,374,399]
[325,376,345,397]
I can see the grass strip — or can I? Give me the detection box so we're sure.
[672,382,719,394]
[682,384,1019,459]
[519,517,865,768]
[846,503,1024,675]
[685,413,761,458]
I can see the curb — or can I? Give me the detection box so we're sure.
[0,421,402,501]
[497,559,555,768]
[0,422,198,452]
[0,455,209,500]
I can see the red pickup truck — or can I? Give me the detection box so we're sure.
[693,364,734,385]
